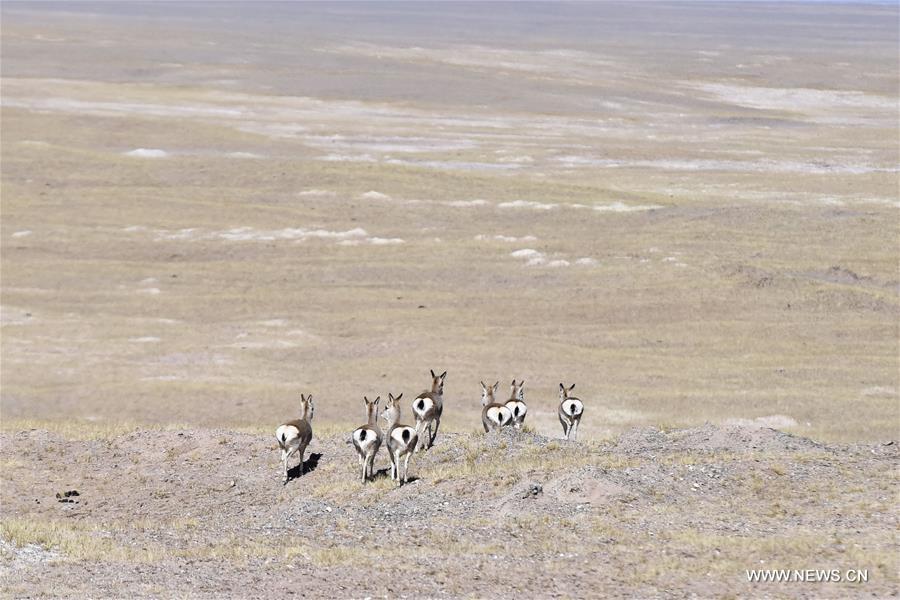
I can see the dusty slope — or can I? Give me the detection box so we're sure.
[1,424,896,598]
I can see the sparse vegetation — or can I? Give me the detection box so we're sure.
[1,0,897,597]
[0,518,162,563]
[2,424,898,596]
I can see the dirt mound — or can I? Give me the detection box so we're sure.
[500,467,632,518]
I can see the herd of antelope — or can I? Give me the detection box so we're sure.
[275,370,585,486]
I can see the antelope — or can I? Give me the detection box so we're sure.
[275,393,314,485]
[481,381,512,432]
[505,379,528,430]
[412,369,446,451]
[351,396,382,482]
[380,393,419,486]
[558,383,584,441]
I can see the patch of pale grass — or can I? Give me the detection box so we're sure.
[0,419,137,441]
[656,529,897,584]
[0,419,191,441]
[448,514,591,557]
[308,545,373,567]
[658,451,742,466]
[655,422,683,434]
[1,419,357,443]
[1,518,362,566]
[0,518,164,562]
[310,471,364,503]
[289,539,513,567]
[424,435,633,484]
[0,458,25,470]
[309,455,399,506]
[590,515,628,541]
[170,516,200,531]
[175,536,285,563]
[769,462,787,476]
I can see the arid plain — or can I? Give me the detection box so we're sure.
[1,2,898,598]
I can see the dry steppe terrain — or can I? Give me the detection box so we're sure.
[1,2,898,598]
[2,424,897,598]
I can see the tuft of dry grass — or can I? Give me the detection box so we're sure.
[0,419,190,441]
[0,458,25,470]
[423,435,630,484]
[0,517,375,567]
[0,518,164,562]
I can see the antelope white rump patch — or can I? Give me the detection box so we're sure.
[413,396,434,417]
[488,406,512,426]
[276,425,301,444]
[566,400,584,417]
[353,427,373,445]
[391,427,416,446]
[507,401,527,419]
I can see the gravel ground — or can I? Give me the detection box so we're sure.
[1,424,896,598]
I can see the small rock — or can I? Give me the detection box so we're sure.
[55,490,80,502]
[522,483,543,499]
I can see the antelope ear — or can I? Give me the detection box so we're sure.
[568,384,576,392]
[510,379,516,387]
[363,395,369,402]
[431,369,436,378]
[519,380,525,389]
[440,371,447,380]
[480,381,487,390]
[493,381,499,391]
[559,383,565,392]
[301,393,307,402]
[395,393,403,401]
[307,395,314,403]
[388,392,395,401]
[374,396,381,404]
